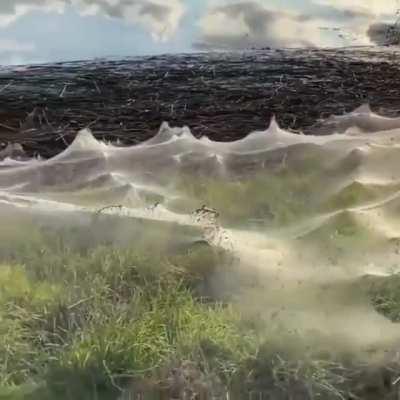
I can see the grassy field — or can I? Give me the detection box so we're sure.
[0,212,400,400]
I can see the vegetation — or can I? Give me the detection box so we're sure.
[0,214,399,400]
[365,274,400,323]
[169,170,325,228]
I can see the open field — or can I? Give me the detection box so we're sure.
[2,49,400,399]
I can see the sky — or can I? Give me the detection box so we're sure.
[0,0,398,65]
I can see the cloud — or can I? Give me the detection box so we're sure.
[0,0,65,26]
[313,0,399,45]
[195,0,400,50]
[194,1,340,50]
[312,0,399,18]
[0,38,36,65]
[0,0,185,42]
[72,0,185,41]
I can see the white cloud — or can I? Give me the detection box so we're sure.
[0,0,396,50]
[195,0,400,49]
[312,0,400,45]
[0,0,186,42]
[71,0,186,42]
[0,1,65,27]
[194,1,341,49]
[313,0,399,18]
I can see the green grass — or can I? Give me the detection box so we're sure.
[362,274,400,323]
[0,216,399,400]
[321,181,400,212]
[168,171,323,227]
[0,219,255,399]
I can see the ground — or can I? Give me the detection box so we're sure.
[1,47,400,157]
[2,48,400,400]
[1,215,400,400]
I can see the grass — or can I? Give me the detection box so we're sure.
[320,180,400,212]
[363,274,400,323]
[0,213,399,399]
[0,217,255,399]
[168,170,323,227]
